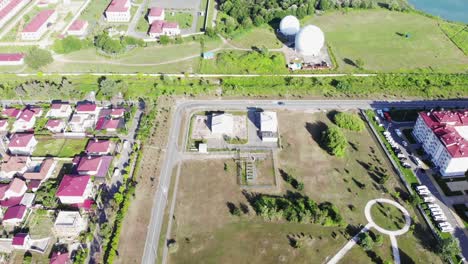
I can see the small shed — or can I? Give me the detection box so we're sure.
[198,143,207,153]
[202,52,215,60]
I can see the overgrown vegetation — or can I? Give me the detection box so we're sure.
[322,125,347,157]
[334,112,365,131]
[25,47,53,69]
[53,36,92,54]
[94,32,145,54]
[35,180,58,208]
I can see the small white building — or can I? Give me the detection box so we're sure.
[149,20,180,38]
[211,113,233,135]
[46,119,66,133]
[21,9,57,41]
[67,19,88,37]
[0,53,24,66]
[53,211,87,239]
[68,113,96,132]
[46,103,72,118]
[105,0,131,22]
[260,111,278,142]
[148,7,164,24]
[12,109,36,132]
[8,134,37,155]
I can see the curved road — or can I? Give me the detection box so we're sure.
[140,98,468,264]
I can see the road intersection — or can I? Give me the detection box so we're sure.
[141,99,468,264]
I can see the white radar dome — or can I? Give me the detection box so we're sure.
[295,25,325,56]
[279,15,300,36]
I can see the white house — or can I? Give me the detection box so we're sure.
[53,211,87,239]
[68,113,96,132]
[12,109,35,132]
[46,119,66,133]
[260,111,278,142]
[105,0,131,22]
[1,178,27,200]
[46,103,72,118]
[148,7,164,24]
[21,9,57,41]
[56,175,92,204]
[211,113,233,135]
[0,53,24,66]
[67,19,88,37]
[413,110,468,177]
[0,0,30,29]
[8,134,37,155]
[149,20,180,38]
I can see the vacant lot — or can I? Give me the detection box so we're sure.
[33,137,87,157]
[230,27,283,49]
[304,10,468,72]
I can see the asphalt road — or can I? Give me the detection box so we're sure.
[141,99,468,264]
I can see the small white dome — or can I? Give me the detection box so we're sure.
[279,15,300,36]
[295,25,325,56]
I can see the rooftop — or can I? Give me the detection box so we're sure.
[46,119,64,128]
[68,19,87,31]
[12,233,28,246]
[50,252,69,264]
[56,175,90,197]
[150,20,179,33]
[106,0,129,12]
[1,155,29,173]
[55,211,81,226]
[2,108,21,118]
[86,140,111,153]
[3,205,26,220]
[0,53,24,62]
[22,9,55,33]
[0,0,25,21]
[149,7,163,17]
[8,133,35,148]
[18,109,34,122]
[24,158,55,180]
[419,110,468,158]
[76,103,96,112]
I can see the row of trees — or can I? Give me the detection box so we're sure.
[94,32,145,54]
[52,36,93,54]
[253,193,345,226]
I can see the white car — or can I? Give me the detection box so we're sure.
[434,215,447,221]
[438,222,451,228]
[441,226,454,232]
[402,141,408,147]
[397,153,405,158]
[430,209,444,216]
[416,185,428,191]
[418,189,431,195]
[428,203,440,209]
[395,129,402,137]
[383,131,390,136]
[423,196,435,203]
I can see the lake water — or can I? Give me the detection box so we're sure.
[408,0,468,23]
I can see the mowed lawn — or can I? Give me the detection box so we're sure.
[33,137,88,157]
[304,10,468,72]
[230,27,283,49]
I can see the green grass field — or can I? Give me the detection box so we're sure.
[439,22,468,55]
[230,27,283,49]
[33,138,88,157]
[370,202,406,231]
[166,12,193,29]
[303,10,468,72]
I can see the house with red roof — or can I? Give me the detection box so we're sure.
[47,103,72,118]
[76,156,113,178]
[2,107,21,119]
[0,119,8,131]
[149,20,180,38]
[46,119,66,133]
[0,178,27,201]
[100,107,126,119]
[0,155,30,179]
[67,19,88,37]
[148,7,164,23]
[0,53,24,66]
[12,109,36,132]
[0,0,29,29]
[95,116,124,132]
[3,205,27,224]
[24,158,57,182]
[8,133,37,155]
[12,233,30,249]
[50,251,71,264]
[86,139,113,155]
[56,175,92,204]
[105,0,131,22]
[21,9,57,41]
[413,110,468,177]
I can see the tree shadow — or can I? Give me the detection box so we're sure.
[395,32,405,37]
[351,177,366,189]
[343,58,357,67]
[305,121,328,150]
[226,202,237,214]
[356,160,381,183]
[399,248,416,264]
[239,203,249,214]
[326,110,339,123]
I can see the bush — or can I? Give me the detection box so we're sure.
[334,112,365,131]
[159,35,170,45]
[322,126,347,157]
[25,47,53,69]
[358,232,374,251]
[53,36,90,54]
[437,236,461,262]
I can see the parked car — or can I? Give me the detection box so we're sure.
[402,162,411,168]
[417,189,431,195]
[377,109,384,117]
[397,153,406,158]
[402,141,408,147]
[434,215,447,221]
[430,209,444,216]
[438,222,451,228]
[427,203,440,209]
[410,156,422,167]
[384,112,392,122]
[423,196,435,203]
[416,185,428,191]
[441,226,454,232]
[395,129,402,137]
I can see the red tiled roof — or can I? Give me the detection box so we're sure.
[12,233,28,246]
[0,53,23,62]
[76,103,96,112]
[0,0,25,21]
[24,159,54,180]
[3,205,26,220]
[0,119,7,127]
[0,195,23,207]
[46,119,64,128]
[1,155,29,173]
[8,178,26,194]
[0,184,9,200]
[2,108,21,118]
[8,133,34,148]
[106,0,129,12]
[111,108,125,117]
[51,103,69,109]
[22,9,55,33]
[68,19,87,31]
[86,140,111,153]
[27,180,41,190]
[50,252,69,264]
[150,20,178,33]
[419,110,468,158]
[77,156,102,172]
[163,21,178,29]
[95,117,122,130]
[56,175,90,197]
[18,109,34,122]
[149,7,163,16]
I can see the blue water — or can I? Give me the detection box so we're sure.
[408,0,468,23]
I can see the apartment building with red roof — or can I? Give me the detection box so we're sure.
[67,19,88,37]
[0,0,29,28]
[413,110,468,177]
[0,53,24,66]
[3,205,27,224]
[21,9,57,41]
[12,109,36,132]
[148,7,164,23]
[105,0,130,22]
[149,20,180,38]
[0,155,30,179]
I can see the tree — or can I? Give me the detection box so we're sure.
[322,126,348,157]
[374,234,384,247]
[388,0,400,11]
[99,78,128,99]
[317,0,331,10]
[25,47,53,69]
[358,232,374,251]
[205,27,216,38]
[159,35,170,45]
[437,237,461,262]
[334,112,365,131]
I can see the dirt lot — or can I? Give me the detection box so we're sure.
[115,97,174,264]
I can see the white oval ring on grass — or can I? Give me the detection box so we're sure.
[364,198,411,236]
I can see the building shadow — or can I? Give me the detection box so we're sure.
[305,121,327,150]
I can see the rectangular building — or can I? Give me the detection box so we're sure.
[21,9,57,41]
[105,0,130,22]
